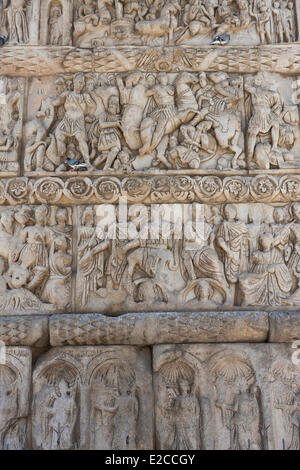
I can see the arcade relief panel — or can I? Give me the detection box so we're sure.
[32,346,153,450]
[153,344,300,450]
[24,71,300,176]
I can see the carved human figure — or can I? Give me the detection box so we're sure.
[0,127,15,155]
[0,365,19,449]
[117,72,148,151]
[16,205,51,270]
[239,229,293,306]
[42,371,77,450]
[139,72,176,157]
[236,0,251,26]
[213,0,239,37]
[135,1,181,45]
[168,121,217,169]
[123,0,147,21]
[270,361,300,450]
[51,73,93,170]
[90,95,122,169]
[90,362,138,450]
[90,386,118,450]
[42,236,72,309]
[159,360,201,450]
[272,1,285,43]
[250,0,272,44]
[212,354,259,450]
[78,207,111,305]
[245,75,282,165]
[111,378,139,450]
[231,384,262,450]
[48,4,63,46]
[5,78,21,125]
[0,78,20,167]
[0,209,18,263]
[25,107,55,172]
[4,0,29,44]
[77,0,99,26]
[217,205,250,289]
[281,0,295,42]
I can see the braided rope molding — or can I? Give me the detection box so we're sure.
[1,44,300,76]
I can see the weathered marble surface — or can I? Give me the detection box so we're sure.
[269,311,300,342]
[0,316,48,347]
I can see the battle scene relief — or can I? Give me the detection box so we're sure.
[24,71,300,175]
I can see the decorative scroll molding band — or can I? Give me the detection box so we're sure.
[2,174,300,205]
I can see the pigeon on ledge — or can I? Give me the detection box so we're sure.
[211,34,230,45]
[66,158,88,171]
[0,36,8,46]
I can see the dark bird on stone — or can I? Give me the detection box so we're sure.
[0,36,8,46]
[66,158,88,171]
[211,34,230,45]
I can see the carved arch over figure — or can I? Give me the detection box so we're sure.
[155,349,202,450]
[32,357,81,450]
[209,351,262,450]
[87,356,139,450]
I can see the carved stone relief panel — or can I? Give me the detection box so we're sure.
[32,346,153,450]
[0,204,72,315]
[25,71,300,175]
[75,202,300,313]
[153,343,300,450]
[0,347,31,450]
[37,0,298,47]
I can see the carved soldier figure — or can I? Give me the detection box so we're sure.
[139,72,176,157]
[245,75,282,165]
[90,95,122,169]
[51,73,94,170]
